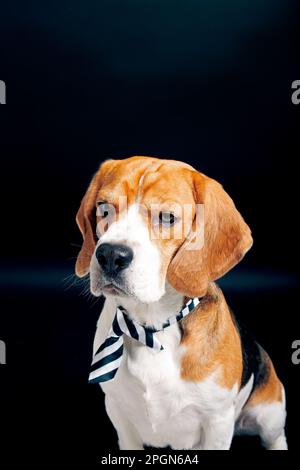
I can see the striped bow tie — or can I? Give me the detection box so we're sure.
[89,297,201,384]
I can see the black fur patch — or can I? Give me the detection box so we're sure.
[229,309,270,390]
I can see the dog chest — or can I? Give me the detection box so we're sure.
[102,326,235,449]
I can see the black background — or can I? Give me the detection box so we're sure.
[0,0,299,463]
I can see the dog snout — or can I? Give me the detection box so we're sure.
[96,243,133,277]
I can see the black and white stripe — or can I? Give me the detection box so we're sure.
[88,297,201,384]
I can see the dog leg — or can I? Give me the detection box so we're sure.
[197,407,235,450]
[264,432,288,450]
[105,395,144,450]
[243,402,287,450]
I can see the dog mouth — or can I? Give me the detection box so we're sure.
[102,282,128,297]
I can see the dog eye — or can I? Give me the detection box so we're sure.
[159,211,177,227]
[97,202,111,218]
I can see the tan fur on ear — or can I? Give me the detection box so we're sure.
[75,160,115,277]
[167,172,253,297]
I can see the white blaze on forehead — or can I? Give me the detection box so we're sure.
[98,204,164,303]
[100,204,151,245]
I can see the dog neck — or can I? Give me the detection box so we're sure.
[107,282,185,330]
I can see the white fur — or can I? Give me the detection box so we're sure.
[90,204,164,303]
[89,195,287,450]
[93,289,287,450]
[236,387,287,450]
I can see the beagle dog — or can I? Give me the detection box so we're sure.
[75,156,287,450]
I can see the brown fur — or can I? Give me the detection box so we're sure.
[167,173,253,297]
[76,156,253,390]
[247,354,283,405]
[180,283,243,389]
[76,156,284,425]
[76,157,157,276]
[76,156,253,302]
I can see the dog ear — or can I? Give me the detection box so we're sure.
[167,171,253,297]
[75,160,115,277]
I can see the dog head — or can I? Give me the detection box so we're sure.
[75,156,252,302]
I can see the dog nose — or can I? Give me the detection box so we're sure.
[96,243,133,276]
